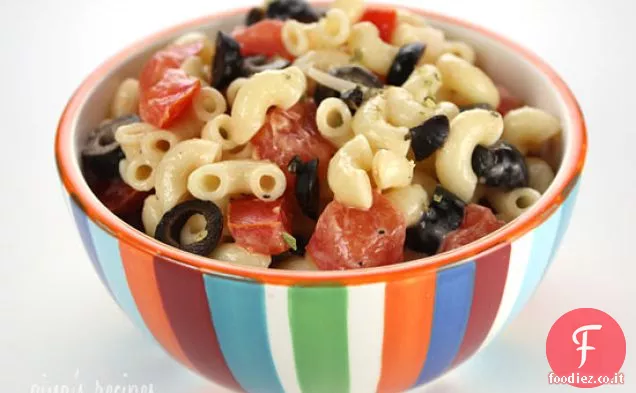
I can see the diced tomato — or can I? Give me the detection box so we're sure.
[139,42,203,88]
[252,101,336,184]
[139,69,201,129]
[94,178,149,217]
[138,42,204,128]
[306,192,406,270]
[232,19,293,60]
[228,196,294,255]
[360,7,398,43]
[496,85,524,116]
[439,204,505,253]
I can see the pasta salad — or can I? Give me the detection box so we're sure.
[80,0,562,271]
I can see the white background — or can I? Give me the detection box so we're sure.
[0,0,634,392]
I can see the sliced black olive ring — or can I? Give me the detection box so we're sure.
[242,55,291,76]
[288,155,320,220]
[211,32,243,91]
[405,186,466,254]
[154,200,224,256]
[266,0,320,23]
[81,114,140,178]
[408,115,450,161]
[387,42,426,86]
[472,141,529,189]
[245,7,265,26]
[313,65,383,111]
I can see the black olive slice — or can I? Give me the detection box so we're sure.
[331,65,384,88]
[242,55,291,76]
[386,43,426,86]
[460,103,494,112]
[405,186,466,254]
[408,115,450,161]
[340,87,364,112]
[313,65,383,106]
[472,142,529,188]
[212,32,244,91]
[245,7,265,26]
[288,155,320,220]
[266,0,319,23]
[155,200,224,256]
[81,114,140,178]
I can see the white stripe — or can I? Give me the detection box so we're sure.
[481,231,534,349]
[347,283,386,393]
[265,285,302,393]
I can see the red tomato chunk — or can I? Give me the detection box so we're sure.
[360,7,398,43]
[252,101,335,183]
[307,192,406,270]
[232,19,293,60]
[439,204,505,253]
[94,178,149,217]
[228,196,294,255]
[138,42,204,128]
[496,85,524,116]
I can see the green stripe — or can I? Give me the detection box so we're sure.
[288,286,349,393]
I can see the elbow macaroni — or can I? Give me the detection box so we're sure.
[201,114,238,151]
[225,77,247,107]
[441,40,477,64]
[384,184,428,226]
[347,22,399,76]
[173,31,215,66]
[436,109,504,202]
[526,157,555,194]
[192,86,226,123]
[141,194,162,237]
[352,92,411,156]
[281,9,350,57]
[209,243,271,268]
[328,134,374,209]
[188,160,287,203]
[154,139,223,212]
[401,64,443,102]
[110,78,140,118]
[230,67,307,144]
[331,0,364,23]
[372,149,415,190]
[503,106,561,154]
[119,155,158,192]
[316,97,354,147]
[436,53,500,108]
[488,187,542,222]
[391,23,446,64]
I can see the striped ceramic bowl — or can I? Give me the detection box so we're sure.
[55,4,587,393]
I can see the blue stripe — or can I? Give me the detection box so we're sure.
[507,208,563,321]
[86,220,152,337]
[69,198,112,294]
[414,262,476,385]
[547,180,581,268]
[204,275,284,393]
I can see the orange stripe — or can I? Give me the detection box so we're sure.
[377,273,436,393]
[119,241,194,369]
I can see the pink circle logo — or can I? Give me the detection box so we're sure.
[546,308,626,388]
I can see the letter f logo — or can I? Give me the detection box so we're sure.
[572,324,602,368]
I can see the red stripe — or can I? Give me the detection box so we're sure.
[153,256,241,391]
[451,245,511,366]
[377,272,436,393]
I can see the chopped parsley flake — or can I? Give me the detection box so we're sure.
[282,232,297,251]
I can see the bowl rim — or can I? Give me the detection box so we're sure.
[55,2,587,285]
